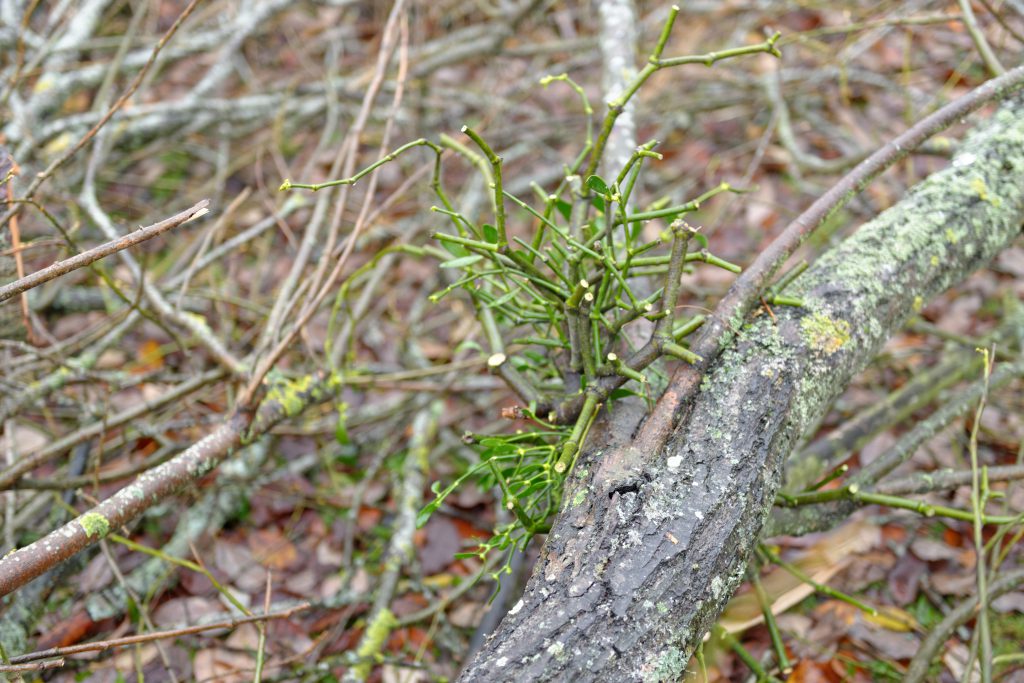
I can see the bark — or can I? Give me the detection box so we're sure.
[458,96,1024,682]
[0,147,21,341]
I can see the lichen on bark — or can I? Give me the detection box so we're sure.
[459,94,1024,682]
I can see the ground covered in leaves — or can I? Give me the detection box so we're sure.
[1,1,1022,681]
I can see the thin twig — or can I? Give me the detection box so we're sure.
[0,201,208,302]
[641,63,1024,446]
[7,603,309,665]
[958,0,1005,76]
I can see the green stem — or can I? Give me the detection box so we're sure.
[661,341,701,364]
[672,315,706,340]
[621,182,732,224]
[751,570,792,675]
[431,231,498,252]
[555,392,599,473]
[759,545,877,616]
[607,352,647,384]
[462,126,508,247]
[280,138,441,191]
[715,626,784,683]
[656,32,781,68]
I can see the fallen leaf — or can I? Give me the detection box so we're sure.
[449,601,487,628]
[193,647,253,683]
[786,659,834,683]
[249,528,298,570]
[153,596,224,630]
[930,571,976,596]
[992,591,1024,613]
[943,640,979,682]
[863,606,918,633]
[909,537,959,562]
[887,553,927,604]
[134,338,164,373]
[382,664,431,683]
[11,422,47,453]
[848,622,919,660]
[417,515,462,575]
[719,520,879,633]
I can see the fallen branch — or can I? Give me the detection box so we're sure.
[458,90,1024,683]
[0,200,208,303]
[0,371,339,599]
[637,62,1024,446]
[6,602,309,665]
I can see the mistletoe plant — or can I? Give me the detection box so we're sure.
[282,7,784,572]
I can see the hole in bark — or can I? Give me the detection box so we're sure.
[608,475,647,498]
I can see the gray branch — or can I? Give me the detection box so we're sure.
[459,95,1024,682]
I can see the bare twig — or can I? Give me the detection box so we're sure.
[242,0,410,406]
[0,201,208,302]
[0,369,225,490]
[640,64,1024,447]
[877,464,1024,496]
[905,568,1024,683]
[958,0,1005,76]
[0,659,65,673]
[6,603,309,665]
[0,364,341,598]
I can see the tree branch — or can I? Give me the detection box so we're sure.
[458,92,1024,682]
[0,201,208,302]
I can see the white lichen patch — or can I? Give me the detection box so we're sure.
[952,152,976,168]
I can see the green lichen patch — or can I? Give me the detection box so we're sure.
[969,176,1001,206]
[350,608,398,680]
[800,312,851,355]
[546,640,568,663]
[264,372,315,418]
[78,512,110,538]
[642,645,687,683]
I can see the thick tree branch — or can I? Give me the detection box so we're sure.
[459,94,1024,682]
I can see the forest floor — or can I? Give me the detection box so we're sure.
[1,1,1023,681]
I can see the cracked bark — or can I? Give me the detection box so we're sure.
[458,95,1024,682]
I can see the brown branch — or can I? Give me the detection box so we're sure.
[0,370,338,599]
[0,659,65,674]
[7,603,309,665]
[0,200,209,303]
[459,88,1024,681]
